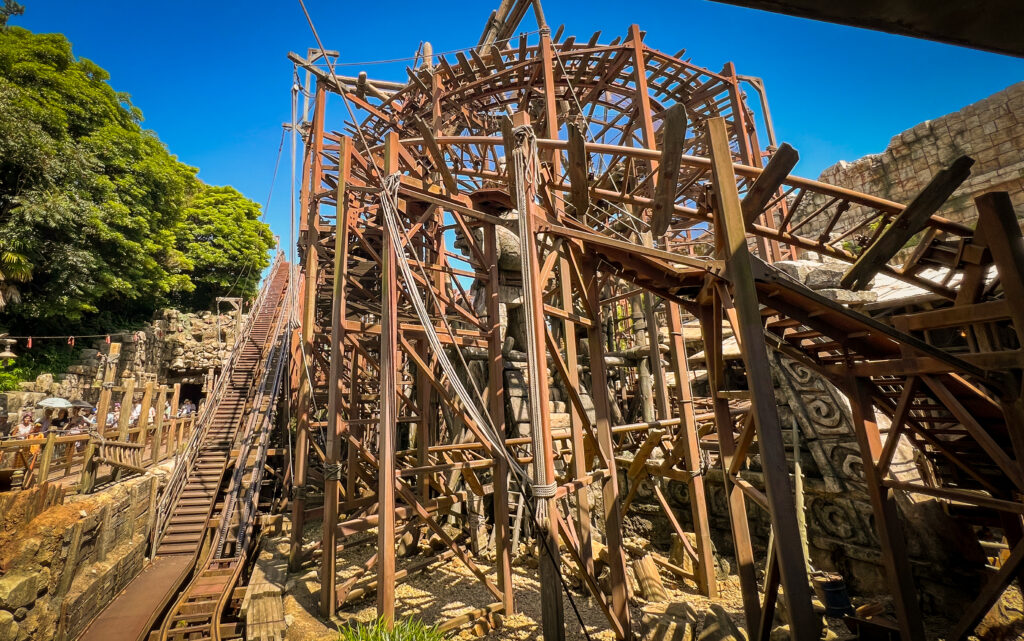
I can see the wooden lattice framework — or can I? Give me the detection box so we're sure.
[287,4,1024,639]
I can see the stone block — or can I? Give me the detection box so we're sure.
[0,573,36,610]
[803,265,846,290]
[815,289,877,305]
[0,611,17,641]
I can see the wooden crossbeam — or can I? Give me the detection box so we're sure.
[842,156,974,290]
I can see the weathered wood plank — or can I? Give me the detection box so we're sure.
[842,156,974,289]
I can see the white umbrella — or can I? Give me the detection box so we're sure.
[38,397,73,409]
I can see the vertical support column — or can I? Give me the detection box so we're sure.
[581,254,633,640]
[722,62,777,261]
[168,383,181,455]
[559,255,594,579]
[345,352,361,510]
[289,80,325,569]
[699,299,759,623]
[847,377,926,641]
[506,111,564,641]
[136,381,155,444]
[376,131,400,625]
[486,222,515,614]
[321,136,351,617]
[707,115,815,640]
[665,300,717,597]
[540,27,596,595]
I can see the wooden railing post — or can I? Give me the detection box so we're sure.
[152,385,167,463]
[80,342,121,492]
[37,432,57,486]
[112,376,136,483]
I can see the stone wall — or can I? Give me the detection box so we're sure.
[1,308,241,425]
[0,473,164,641]
[623,347,988,615]
[795,81,1024,240]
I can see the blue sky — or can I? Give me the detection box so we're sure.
[14,0,1024,250]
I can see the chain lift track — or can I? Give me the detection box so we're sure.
[75,258,291,641]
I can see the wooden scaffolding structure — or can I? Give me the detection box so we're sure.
[286,3,1024,639]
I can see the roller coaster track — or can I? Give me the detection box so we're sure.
[76,258,291,641]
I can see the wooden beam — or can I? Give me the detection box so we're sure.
[651,104,688,236]
[414,116,458,194]
[848,379,927,641]
[741,142,798,227]
[842,156,974,290]
[566,121,590,218]
[707,116,817,641]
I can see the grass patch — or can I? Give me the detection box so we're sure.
[336,617,442,641]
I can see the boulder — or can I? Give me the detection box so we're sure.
[0,610,18,641]
[697,605,747,641]
[772,260,820,284]
[815,288,878,305]
[0,572,36,610]
[804,264,846,290]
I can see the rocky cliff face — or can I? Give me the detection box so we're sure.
[1,308,242,425]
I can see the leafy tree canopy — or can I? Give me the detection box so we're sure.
[0,26,273,334]
[175,185,275,310]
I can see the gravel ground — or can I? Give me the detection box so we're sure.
[272,520,1022,640]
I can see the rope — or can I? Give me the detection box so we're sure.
[323,462,344,480]
[530,482,557,498]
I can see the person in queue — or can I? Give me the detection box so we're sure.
[15,414,34,439]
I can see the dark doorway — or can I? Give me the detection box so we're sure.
[178,383,204,408]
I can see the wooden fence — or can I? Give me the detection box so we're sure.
[0,342,202,493]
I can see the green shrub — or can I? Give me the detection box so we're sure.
[336,617,442,641]
[0,343,79,391]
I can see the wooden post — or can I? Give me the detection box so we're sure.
[321,136,350,617]
[168,383,181,459]
[486,222,515,614]
[665,299,717,597]
[847,377,926,641]
[111,376,136,483]
[581,253,633,640]
[37,432,56,486]
[699,300,760,625]
[559,254,595,584]
[136,381,155,443]
[376,131,400,626]
[81,343,120,492]
[707,116,815,640]
[289,81,325,569]
[506,109,565,641]
[152,385,167,464]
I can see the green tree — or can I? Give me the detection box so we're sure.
[0,28,197,330]
[175,185,274,309]
[0,1,24,28]
[0,27,273,334]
